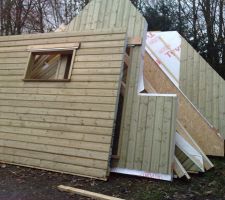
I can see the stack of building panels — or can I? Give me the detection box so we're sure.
[143,31,225,179]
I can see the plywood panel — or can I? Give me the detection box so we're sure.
[0,30,127,180]
[180,38,225,139]
[144,53,224,156]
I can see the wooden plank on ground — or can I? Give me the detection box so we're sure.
[57,185,124,200]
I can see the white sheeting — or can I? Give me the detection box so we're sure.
[176,132,204,172]
[145,31,182,88]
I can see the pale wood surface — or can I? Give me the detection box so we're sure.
[180,37,225,139]
[113,95,177,176]
[0,30,127,180]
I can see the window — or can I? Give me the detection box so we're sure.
[24,43,79,81]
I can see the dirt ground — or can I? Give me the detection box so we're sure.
[1,157,225,200]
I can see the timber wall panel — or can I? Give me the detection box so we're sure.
[180,38,225,138]
[112,95,177,177]
[144,53,224,156]
[0,30,127,180]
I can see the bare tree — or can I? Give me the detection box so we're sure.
[0,0,90,35]
[0,0,4,35]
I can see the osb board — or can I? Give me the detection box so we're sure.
[112,95,177,181]
[0,30,127,180]
[180,38,225,139]
[144,52,224,157]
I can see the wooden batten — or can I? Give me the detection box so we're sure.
[128,37,142,46]
[27,43,80,52]
[58,185,124,200]
[174,156,191,179]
